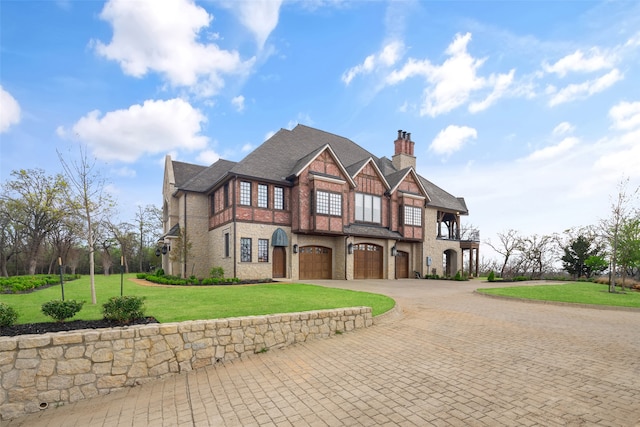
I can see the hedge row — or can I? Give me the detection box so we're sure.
[0,274,80,293]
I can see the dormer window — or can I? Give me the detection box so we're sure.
[355,193,381,223]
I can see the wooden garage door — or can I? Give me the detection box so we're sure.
[354,244,383,279]
[299,246,332,279]
[395,251,409,279]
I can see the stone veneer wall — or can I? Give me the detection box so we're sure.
[0,307,372,421]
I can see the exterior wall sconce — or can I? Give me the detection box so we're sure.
[391,246,398,257]
[347,243,354,254]
[155,244,168,257]
[293,244,299,254]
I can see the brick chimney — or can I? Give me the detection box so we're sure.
[392,129,416,170]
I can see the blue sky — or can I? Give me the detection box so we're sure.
[2,0,640,261]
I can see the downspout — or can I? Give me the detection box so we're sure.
[232,178,237,279]
[183,193,187,279]
[344,236,349,280]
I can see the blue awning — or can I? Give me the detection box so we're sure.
[271,228,288,247]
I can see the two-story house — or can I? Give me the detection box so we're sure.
[160,125,479,280]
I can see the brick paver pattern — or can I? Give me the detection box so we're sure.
[6,279,640,426]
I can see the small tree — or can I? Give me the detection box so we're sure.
[601,178,639,292]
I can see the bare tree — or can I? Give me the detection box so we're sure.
[134,205,162,272]
[485,229,522,278]
[106,220,136,273]
[518,234,555,279]
[58,147,115,304]
[600,178,639,292]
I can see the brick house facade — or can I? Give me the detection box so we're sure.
[160,125,479,280]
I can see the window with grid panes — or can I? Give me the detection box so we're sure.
[404,206,422,226]
[258,239,269,262]
[274,187,284,210]
[240,238,251,262]
[258,184,268,208]
[240,182,251,205]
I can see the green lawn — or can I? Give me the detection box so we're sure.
[477,282,640,308]
[0,274,396,325]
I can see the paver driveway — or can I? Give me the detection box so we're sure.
[6,279,640,426]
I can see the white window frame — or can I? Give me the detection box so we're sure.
[404,206,422,226]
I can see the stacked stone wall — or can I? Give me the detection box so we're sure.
[0,307,372,421]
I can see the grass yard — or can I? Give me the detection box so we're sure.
[477,282,640,308]
[0,274,396,325]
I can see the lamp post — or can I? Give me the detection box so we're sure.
[120,255,124,296]
[58,257,65,301]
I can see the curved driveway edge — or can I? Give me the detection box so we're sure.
[6,279,640,426]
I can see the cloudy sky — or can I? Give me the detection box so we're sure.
[1,0,639,261]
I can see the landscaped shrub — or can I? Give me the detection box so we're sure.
[210,267,224,279]
[155,268,165,277]
[487,270,495,282]
[454,271,468,281]
[136,273,148,279]
[0,274,80,293]
[0,302,18,327]
[102,296,146,324]
[41,300,84,322]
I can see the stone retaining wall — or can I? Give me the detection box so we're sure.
[0,307,372,420]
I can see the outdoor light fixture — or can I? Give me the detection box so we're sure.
[293,244,299,254]
[161,244,168,255]
[155,248,161,257]
[347,243,354,254]
[391,246,398,257]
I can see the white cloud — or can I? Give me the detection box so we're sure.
[231,95,245,112]
[342,40,404,85]
[429,125,477,156]
[223,0,283,49]
[196,149,221,165]
[59,98,208,162]
[552,122,575,136]
[594,128,640,178]
[94,0,253,97]
[241,143,254,153]
[523,137,579,162]
[0,86,21,133]
[543,48,615,77]
[469,69,515,113]
[387,33,513,117]
[609,101,640,130]
[548,68,623,107]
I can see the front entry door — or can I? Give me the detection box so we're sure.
[272,247,286,278]
[395,251,409,278]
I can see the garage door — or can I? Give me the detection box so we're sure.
[354,244,383,279]
[395,251,409,278]
[299,246,332,279]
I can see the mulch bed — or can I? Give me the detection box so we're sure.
[1,317,158,337]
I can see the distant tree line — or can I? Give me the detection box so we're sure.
[0,164,162,280]
[481,179,640,291]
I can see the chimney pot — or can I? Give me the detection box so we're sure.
[407,132,411,141]
[397,129,403,139]
[402,131,407,139]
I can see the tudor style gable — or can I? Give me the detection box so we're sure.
[350,158,390,227]
[387,168,429,241]
[290,145,354,235]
